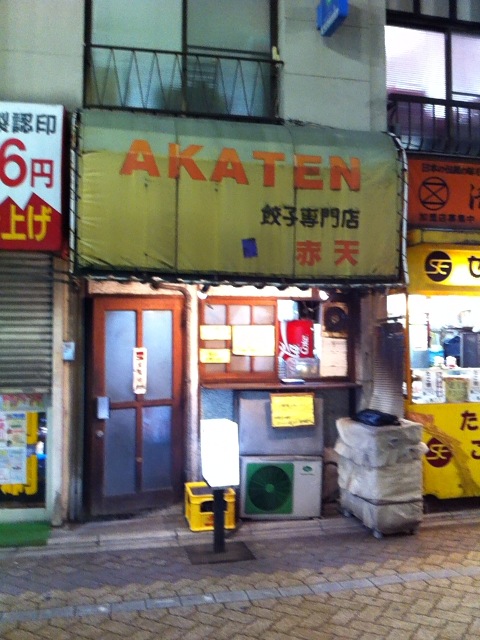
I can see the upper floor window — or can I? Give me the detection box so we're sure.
[386,26,480,103]
[85,0,280,120]
[387,0,480,22]
[386,4,480,155]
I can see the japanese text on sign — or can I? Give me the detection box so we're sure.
[0,102,64,251]
[261,205,360,229]
[409,158,480,230]
[270,393,315,428]
[460,410,480,460]
[133,348,147,395]
[0,412,27,484]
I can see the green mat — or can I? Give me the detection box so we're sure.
[0,521,51,547]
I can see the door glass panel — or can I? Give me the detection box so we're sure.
[105,408,136,496]
[143,310,173,400]
[142,406,172,490]
[106,311,136,402]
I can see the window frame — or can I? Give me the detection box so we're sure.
[387,1,480,26]
[85,0,279,54]
[387,8,480,105]
[84,0,280,119]
[199,296,279,384]
[198,295,356,386]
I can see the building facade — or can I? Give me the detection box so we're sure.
[0,0,406,525]
[386,0,480,500]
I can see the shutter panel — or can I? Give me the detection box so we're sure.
[370,322,405,419]
[0,252,53,393]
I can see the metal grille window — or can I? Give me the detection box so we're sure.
[386,13,480,155]
[0,253,53,393]
[387,0,480,22]
[85,0,280,120]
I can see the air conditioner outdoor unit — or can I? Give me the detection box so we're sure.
[240,456,322,519]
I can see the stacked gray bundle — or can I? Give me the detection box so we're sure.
[334,417,427,538]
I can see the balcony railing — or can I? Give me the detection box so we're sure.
[84,45,282,121]
[388,93,480,157]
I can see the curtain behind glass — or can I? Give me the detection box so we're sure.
[420,0,449,18]
[457,0,480,22]
[91,0,182,50]
[187,0,270,55]
[452,33,480,101]
[385,26,446,99]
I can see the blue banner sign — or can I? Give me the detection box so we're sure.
[317,0,349,37]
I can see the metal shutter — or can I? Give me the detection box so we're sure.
[370,321,405,419]
[0,252,53,392]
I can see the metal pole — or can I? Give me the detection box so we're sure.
[212,488,225,553]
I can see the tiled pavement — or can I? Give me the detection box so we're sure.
[1,505,480,639]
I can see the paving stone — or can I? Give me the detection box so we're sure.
[145,596,181,609]
[212,590,249,603]
[0,513,480,639]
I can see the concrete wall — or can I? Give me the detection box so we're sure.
[0,0,387,519]
[0,0,388,129]
[280,0,387,131]
[0,0,84,108]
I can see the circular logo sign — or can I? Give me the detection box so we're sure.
[419,177,449,211]
[425,437,453,468]
[425,250,452,282]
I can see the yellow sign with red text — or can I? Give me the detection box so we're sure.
[75,111,401,283]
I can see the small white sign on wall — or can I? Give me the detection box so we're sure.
[200,419,240,488]
[133,347,147,395]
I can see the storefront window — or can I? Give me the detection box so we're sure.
[407,295,480,404]
[199,298,277,382]
[199,296,351,384]
[0,395,48,508]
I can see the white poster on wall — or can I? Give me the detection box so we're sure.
[0,411,27,484]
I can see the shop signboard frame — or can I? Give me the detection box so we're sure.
[0,102,66,252]
[73,110,405,287]
[405,243,480,499]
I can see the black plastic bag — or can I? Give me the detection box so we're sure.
[354,408,400,427]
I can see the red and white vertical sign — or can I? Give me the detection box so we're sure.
[0,102,64,251]
[133,347,147,395]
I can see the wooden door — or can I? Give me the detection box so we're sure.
[86,296,184,516]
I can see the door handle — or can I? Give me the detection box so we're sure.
[96,396,110,420]
[95,430,104,439]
